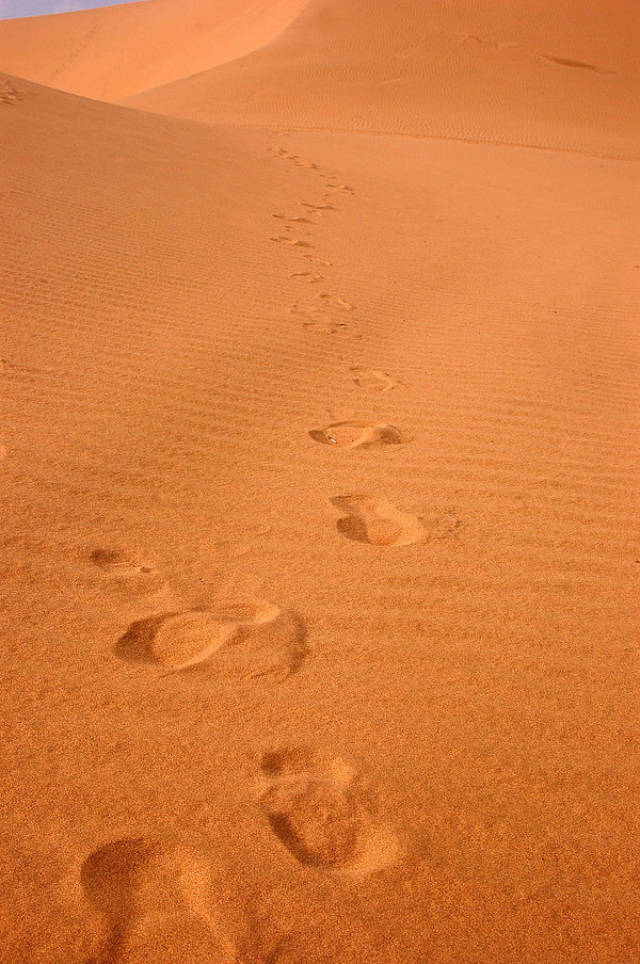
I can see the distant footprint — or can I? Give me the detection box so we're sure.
[301,202,337,213]
[271,237,312,248]
[330,495,424,546]
[290,271,323,283]
[541,53,614,73]
[350,367,399,392]
[303,255,333,267]
[91,549,165,596]
[318,294,354,311]
[258,748,398,876]
[0,80,19,105]
[81,837,237,964]
[310,421,404,450]
[303,320,359,337]
[115,600,307,679]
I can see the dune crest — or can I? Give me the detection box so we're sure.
[0,0,310,101]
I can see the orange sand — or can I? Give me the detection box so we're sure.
[1,1,639,961]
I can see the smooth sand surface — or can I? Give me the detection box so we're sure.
[1,2,639,961]
[0,0,309,102]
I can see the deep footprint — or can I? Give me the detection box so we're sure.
[90,548,165,596]
[330,495,424,546]
[259,748,398,876]
[115,601,307,678]
[81,837,236,964]
[309,421,404,449]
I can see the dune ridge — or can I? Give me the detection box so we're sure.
[0,0,310,101]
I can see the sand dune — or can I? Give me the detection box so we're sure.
[1,0,639,960]
[126,0,640,156]
[0,0,308,101]
[2,1,637,155]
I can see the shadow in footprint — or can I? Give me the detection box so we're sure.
[309,421,405,450]
[259,748,398,876]
[91,548,165,596]
[115,603,307,680]
[330,495,424,547]
[81,837,236,964]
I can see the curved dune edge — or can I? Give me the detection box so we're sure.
[123,0,640,158]
[0,0,311,102]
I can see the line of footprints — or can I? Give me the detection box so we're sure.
[81,147,421,962]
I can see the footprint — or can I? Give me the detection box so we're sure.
[258,748,398,876]
[90,549,165,596]
[81,837,237,964]
[115,600,307,679]
[541,53,614,73]
[303,320,358,337]
[330,495,424,546]
[318,294,354,311]
[301,202,337,213]
[0,80,19,105]
[309,421,404,450]
[271,237,312,248]
[289,272,323,283]
[350,368,399,392]
[287,217,313,224]
[303,255,333,267]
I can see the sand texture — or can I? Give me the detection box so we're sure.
[1,1,639,961]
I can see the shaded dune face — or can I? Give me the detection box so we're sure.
[0,0,311,101]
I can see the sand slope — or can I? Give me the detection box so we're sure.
[126,0,640,156]
[0,0,309,101]
[2,64,639,961]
